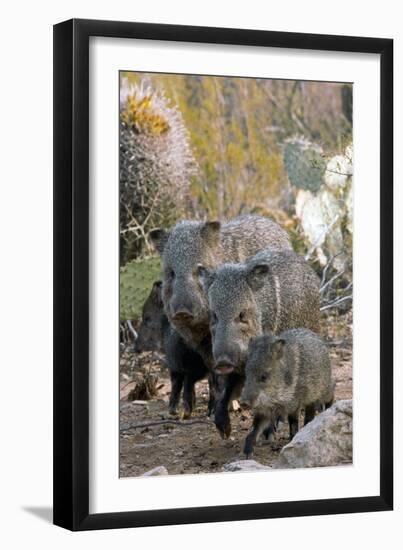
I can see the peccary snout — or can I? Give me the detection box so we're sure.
[212,322,251,375]
[214,354,237,375]
[166,274,207,326]
[209,275,262,374]
[170,293,194,322]
[135,281,165,353]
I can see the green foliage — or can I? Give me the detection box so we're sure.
[120,256,162,321]
[119,70,352,274]
[121,73,351,221]
[283,138,327,193]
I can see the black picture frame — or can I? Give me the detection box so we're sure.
[53,18,393,531]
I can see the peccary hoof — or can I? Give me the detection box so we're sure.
[216,418,232,439]
[182,402,192,420]
[182,410,192,420]
[263,427,275,442]
[244,434,255,457]
[169,407,179,417]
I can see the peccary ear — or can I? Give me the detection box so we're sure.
[150,281,163,305]
[197,264,216,291]
[149,229,170,255]
[271,338,286,359]
[246,263,270,291]
[201,221,221,247]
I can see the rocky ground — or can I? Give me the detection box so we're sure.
[119,311,352,477]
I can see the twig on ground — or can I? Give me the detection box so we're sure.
[120,379,136,391]
[120,418,214,432]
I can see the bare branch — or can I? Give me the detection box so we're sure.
[325,167,352,177]
[320,269,346,294]
[126,320,138,340]
[320,295,353,312]
[320,251,343,287]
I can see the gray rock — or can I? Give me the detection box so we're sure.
[222,460,271,473]
[141,466,169,476]
[274,400,353,469]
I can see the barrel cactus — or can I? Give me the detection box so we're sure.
[120,79,197,263]
[283,137,327,193]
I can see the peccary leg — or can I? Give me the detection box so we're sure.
[262,425,275,442]
[207,373,217,417]
[325,397,334,410]
[214,372,243,439]
[244,415,271,458]
[304,403,316,425]
[288,412,299,440]
[169,371,184,416]
[262,414,282,441]
[182,374,197,419]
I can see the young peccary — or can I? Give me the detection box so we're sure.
[150,215,291,370]
[135,281,212,418]
[240,329,334,458]
[204,249,321,438]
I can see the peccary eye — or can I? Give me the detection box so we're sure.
[260,374,268,382]
[197,264,205,277]
[211,312,218,324]
[238,311,248,323]
[168,269,175,279]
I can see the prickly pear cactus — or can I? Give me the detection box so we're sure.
[295,142,353,270]
[120,256,162,321]
[283,137,326,193]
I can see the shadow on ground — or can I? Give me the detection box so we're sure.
[22,506,53,524]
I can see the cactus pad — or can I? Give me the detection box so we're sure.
[283,138,326,193]
[120,256,162,321]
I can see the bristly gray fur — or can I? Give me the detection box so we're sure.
[242,328,334,418]
[150,215,292,367]
[207,249,321,371]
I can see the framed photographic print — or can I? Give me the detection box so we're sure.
[53,19,393,530]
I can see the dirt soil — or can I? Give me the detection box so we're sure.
[119,311,352,477]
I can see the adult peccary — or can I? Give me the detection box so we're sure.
[240,329,334,458]
[150,215,291,370]
[135,281,212,418]
[204,249,321,437]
